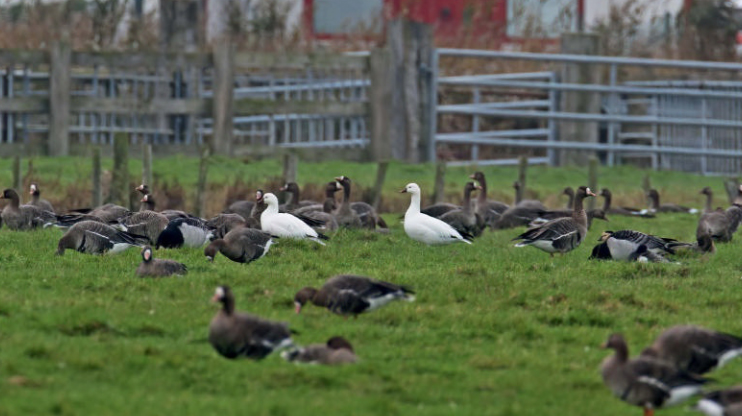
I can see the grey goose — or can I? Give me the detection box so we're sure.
[281,336,357,365]
[512,181,547,210]
[279,182,320,211]
[694,386,742,416]
[439,182,484,237]
[601,333,709,416]
[29,183,55,213]
[640,325,742,375]
[469,171,509,227]
[56,220,149,255]
[294,274,415,317]
[204,227,274,264]
[139,194,191,221]
[116,210,169,246]
[136,246,187,277]
[563,186,575,209]
[1,188,56,230]
[647,189,698,214]
[697,185,742,243]
[528,208,608,230]
[334,176,388,230]
[209,285,294,360]
[223,198,255,222]
[70,203,131,223]
[701,186,716,214]
[600,188,655,218]
[205,213,247,240]
[595,230,686,261]
[512,186,595,256]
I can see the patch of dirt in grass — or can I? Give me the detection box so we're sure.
[129,324,166,337]
[7,375,44,388]
[468,355,511,371]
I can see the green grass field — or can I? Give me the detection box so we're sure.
[1,158,740,416]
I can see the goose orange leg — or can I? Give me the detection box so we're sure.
[643,408,654,416]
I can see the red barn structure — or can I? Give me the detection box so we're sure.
[303,0,585,46]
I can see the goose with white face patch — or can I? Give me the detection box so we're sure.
[156,217,213,249]
[601,333,710,416]
[597,230,687,261]
[260,193,329,245]
[136,246,187,277]
[28,183,55,213]
[512,186,595,256]
[293,274,415,317]
[640,325,742,375]
[400,183,472,245]
[693,386,742,416]
[209,285,295,360]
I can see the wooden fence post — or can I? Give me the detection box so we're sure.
[142,143,153,187]
[282,152,298,185]
[110,134,129,206]
[517,156,528,202]
[725,178,740,204]
[372,161,389,210]
[588,157,598,211]
[369,48,393,163]
[12,155,21,192]
[92,147,102,207]
[212,39,234,156]
[195,146,210,217]
[49,39,71,156]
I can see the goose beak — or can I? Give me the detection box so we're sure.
[475,185,483,191]
[141,197,147,202]
[399,188,407,193]
[211,294,220,302]
[294,302,302,314]
[206,256,214,262]
[334,176,344,182]
[587,190,596,197]
[469,174,475,179]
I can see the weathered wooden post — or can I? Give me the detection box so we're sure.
[588,156,598,210]
[559,33,601,166]
[212,39,234,156]
[92,147,102,207]
[11,155,21,192]
[372,161,389,210]
[725,178,740,204]
[369,48,393,163]
[49,39,71,156]
[517,156,528,202]
[282,152,298,185]
[110,133,129,206]
[195,146,210,217]
[142,143,153,187]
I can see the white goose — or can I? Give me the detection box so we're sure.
[260,193,329,245]
[400,183,472,245]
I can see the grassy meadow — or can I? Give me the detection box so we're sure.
[1,158,741,416]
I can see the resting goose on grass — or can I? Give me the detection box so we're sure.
[260,193,328,245]
[401,183,473,245]
[694,387,742,416]
[28,183,55,213]
[595,230,687,261]
[640,325,742,375]
[136,246,187,277]
[281,336,357,365]
[204,227,274,264]
[293,274,415,317]
[334,176,388,230]
[56,220,149,255]
[647,189,698,214]
[205,213,247,240]
[512,186,594,256]
[513,181,547,210]
[469,171,509,226]
[209,285,295,360]
[279,182,319,211]
[601,333,710,416]
[156,217,213,249]
[600,188,655,218]
[439,182,484,237]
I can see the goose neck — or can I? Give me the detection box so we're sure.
[705,193,712,213]
[406,192,421,215]
[572,194,588,226]
[602,192,611,211]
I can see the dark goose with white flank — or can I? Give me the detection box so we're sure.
[204,227,274,264]
[294,274,415,317]
[56,220,149,255]
[136,246,187,277]
[209,285,294,360]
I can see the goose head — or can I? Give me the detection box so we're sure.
[135,184,149,194]
[464,182,477,194]
[512,181,521,190]
[141,246,153,263]
[576,186,596,199]
[326,336,354,352]
[0,188,19,204]
[601,333,627,351]
[294,287,318,313]
[262,193,279,208]
[399,183,421,194]
[563,187,575,197]
[600,188,611,198]
[280,182,299,193]
[29,183,40,196]
[469,171,484,183]
[598,230,614,242]
[255,189,264,203]
[700,186,712,196]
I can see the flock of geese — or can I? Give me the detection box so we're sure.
[2,172,742,411]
